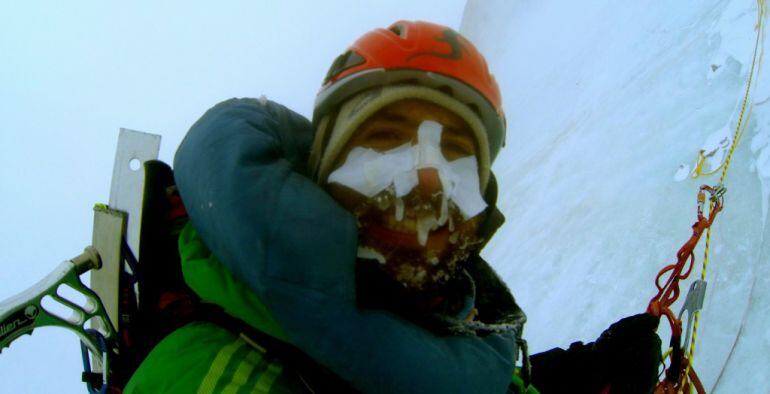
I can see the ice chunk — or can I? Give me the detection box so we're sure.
[358,246,386,264]
[674,163,691,181]
[395,198,405,221]
[438,194,449,225]
[417,214,439,246]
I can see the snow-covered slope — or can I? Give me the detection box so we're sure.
[461,0,769,391]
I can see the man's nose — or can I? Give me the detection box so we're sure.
[417,167,442,198]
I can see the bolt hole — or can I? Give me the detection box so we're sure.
[129,158,141,171]
[57,284,94,313]
[41,295,84,325]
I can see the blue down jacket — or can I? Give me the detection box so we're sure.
[173,97,524,394]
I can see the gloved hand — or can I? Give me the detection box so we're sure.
[529,313,661,394]
[594,313,662,394]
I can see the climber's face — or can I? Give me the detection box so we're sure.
[327,99,486,290]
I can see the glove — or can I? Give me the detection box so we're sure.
[530,341,604,393]
[529,313,661,394]
[594,313,662,394]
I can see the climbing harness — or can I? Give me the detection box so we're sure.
[651,1,766,392]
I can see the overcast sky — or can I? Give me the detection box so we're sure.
[0,2,466,392]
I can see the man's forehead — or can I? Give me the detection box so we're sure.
[369,100,473,134]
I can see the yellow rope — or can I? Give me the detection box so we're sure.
[691,149,726,178]
[681,1,766,391]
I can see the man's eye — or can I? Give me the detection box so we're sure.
[366,130,405,142]
[362,130,411,151]
[441,142,473,159]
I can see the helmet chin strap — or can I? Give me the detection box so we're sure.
[328,120,488,220]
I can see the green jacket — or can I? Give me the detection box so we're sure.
[127,98,531,394]
[126,224,538,394]
[125,223,296,393]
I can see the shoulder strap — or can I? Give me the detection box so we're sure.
[192,302,359,394]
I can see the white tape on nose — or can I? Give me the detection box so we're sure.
[328,121,487,219]
[416,121,443,169]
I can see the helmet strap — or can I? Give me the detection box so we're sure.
[309,111,339,182]
[473,173,505,251]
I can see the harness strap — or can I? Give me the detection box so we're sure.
[166,298,358,394]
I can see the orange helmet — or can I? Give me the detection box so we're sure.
[313,20,506,163]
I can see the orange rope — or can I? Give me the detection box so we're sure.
[648,186,723,394]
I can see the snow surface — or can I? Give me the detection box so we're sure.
[462,0,769,391]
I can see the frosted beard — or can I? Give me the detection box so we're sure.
[328,121,488,290]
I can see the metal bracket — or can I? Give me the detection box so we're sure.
[108,128,161,265]
[679,279,708,351]
[92,129,160,335]
[88,205,128,337]
[89,129,160,375]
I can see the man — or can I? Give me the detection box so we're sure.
[125,21,660,393]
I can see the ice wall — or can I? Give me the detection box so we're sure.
[461,0,769,391]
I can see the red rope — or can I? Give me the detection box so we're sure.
[645,185,723,393]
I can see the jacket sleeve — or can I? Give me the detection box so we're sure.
[173,98,519,394]
[174,98,358,298]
